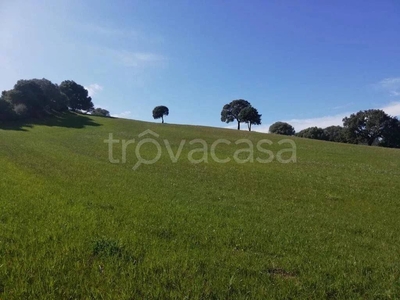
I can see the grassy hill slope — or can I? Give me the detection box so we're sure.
[1,113,399,299]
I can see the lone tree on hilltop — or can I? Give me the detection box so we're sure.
[221,99,252,130]
[152,105,169,123]
[238,106,262,131]
[60,80,94,112]
[269,122,295,135]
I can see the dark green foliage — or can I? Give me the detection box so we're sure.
[238,106,262,131]
[323,126,347,143]
[380,117,400,148]
[8,80,49,118]
[31,78,69,112]
[152,105,169,123]
[92,108,110,117]
[1,89,23,108]
[269,122,295,135]
[60,80,94,112]
[0,97,16,121]
[1,79,73,122]
[221,99,251,130]
[296,127,327,140]
[294,111,399,149]
[343,109,392,146]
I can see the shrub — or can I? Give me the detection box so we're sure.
[269,122,295,135]
[91,108,110,117]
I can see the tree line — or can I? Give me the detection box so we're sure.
[268,110,400,149]
[0,78,110,122]
[2,82,399,149]
[216,98,400,148]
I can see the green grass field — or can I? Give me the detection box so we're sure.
[1,113,400,299]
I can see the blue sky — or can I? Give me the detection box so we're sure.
[1,0,400,131]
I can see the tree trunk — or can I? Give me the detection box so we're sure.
[237,121,240,130]
[162,116,164,123]
[248,122,251,131]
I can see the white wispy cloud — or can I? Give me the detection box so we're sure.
[84,83,103,97]
[332,102,354,110]
[75,22,164,43]
[75,22,166,69]
[116,51,166,68]
[79,23,139,37]
[381,101,400,116]
[254,113,347,133]
[375,77,400,96]
[113,111,132,119]
[282,113,347,131]
[90,46,167,69]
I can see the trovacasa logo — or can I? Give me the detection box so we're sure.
[104,130,297,170]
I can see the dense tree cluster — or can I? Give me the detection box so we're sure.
[283,109,400,149]
[221,99,262,131]
[342,109,398,146]
[0,78,101,122]
[293,125,348,142]
[238,106,262,131]
[218,101,399,148]
[296,127,327,140]
[59,80,94,112]
[323,126,347,143]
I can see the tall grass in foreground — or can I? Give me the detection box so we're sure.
[0,114,399,299]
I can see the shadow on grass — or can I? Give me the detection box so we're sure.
[0,112,101,131]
